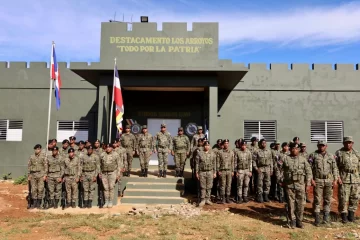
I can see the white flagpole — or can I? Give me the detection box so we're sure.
[109,58,116,143]
[46,41,54,158]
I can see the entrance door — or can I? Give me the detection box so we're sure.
[147,119,181,166]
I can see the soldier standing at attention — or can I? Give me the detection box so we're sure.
[69,136,79,151]
[253,139,273,203]
[80,145,100,208]
[100,144,121,208]
[234,139,252,203]
[193,138,205,203]
[270,141,281,200]
[190,126,205,152]
[120,125,136,177]
[93,139,103,156]
[196,140,216,207]
[217,139,234,204]
[76,141,88,157]
[172,127,190,177]
[46,146,64,209]
[137,125,155,177]
[112,140,126,196]
[335,136,360,223]
[41,140,54,157]
[63,148,81,208]
[275,142,290,203]
[248,137,259,195]
[279,142,312,229]
[155,124,172,178]
[59,139,70,157]
[85,140,91,148]
[28,144,47,209]
[299,142,311,203]
[211,139,223,199]
[309,140,339,226]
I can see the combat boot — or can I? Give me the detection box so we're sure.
[290,220,296,229]
[54,199,59,209]
[141,169,144,177]
[163,171,166,178]
[314,212,321,227]
[175,170,179,177]
[71,202,76,208]
[348,211,355,222]
[256,194,263,203]
[66,202,71,208]
[226,196,231,204]
[205,199,213,205]
[263,193,269,202]
[341,213,348,223]
[145,168,148,177]
[128,170,131,177]
[37,200,42,209]
[88,200,92,208]
[108,201,113,208]
[323,212,330,224]
[83,200,88,208]
[243,196,249,203]
[236,195,243,204]
[198,199,205,207]
[158,170,162,178]
[220,195,226,204]
[49,199,54,208]
[31,199,37,209]
[296,220,304,229]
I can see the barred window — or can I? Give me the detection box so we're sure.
[0,119,23,141]
[244,120,277,142]
[57,120,89,141]
[310,121,343,143]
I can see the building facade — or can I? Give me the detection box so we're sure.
[1,21,359,177]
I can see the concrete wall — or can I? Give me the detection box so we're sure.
[0,62,97,177]
[213,63,360,154]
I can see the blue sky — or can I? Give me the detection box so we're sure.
[1,0,359,65]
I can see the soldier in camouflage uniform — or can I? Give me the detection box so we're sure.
[113,139,126,196]
[248,137,259,194]
[27,144,47,209]
[85,140,91,148]
[279,142,312,229]
[69,136,79,151]
[76,141,88,157]
[155,123,172,178]
[293,137,300,145]
[309,140,339,226]
[190,126,205,152]
[137,125,155,177]
[275,142,290,203]
[193,138,205,202]
[100,144,121,208]
[59,139,70,157]
[234,139,252,203]
[299,142,311,203]
[196,140,216,207]
[217,139,234,204]
[253,139,273,203]
[120,125,136,176]
[211,139,223,199]
[63,148,81,208]
[46,146,64,209]
[172,127,190,177]
[93,139,103,156]
[270,140,281,200]
[336,136,360,223]
[41,140,54,157]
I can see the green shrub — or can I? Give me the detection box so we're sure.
[14,174,27,185]
[2,173,12,180]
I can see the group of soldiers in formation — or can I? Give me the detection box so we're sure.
[26,123,359,229]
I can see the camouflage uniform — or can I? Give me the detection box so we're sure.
[46,153,64,205]
[41,148,53,157]
[234,148,252,202]
[120,130,136,173]
[100,150,121,207]
[69,144,79,151]
[81,152,100,204]
[270,147,281,200]
[28,150,47,206]
[275,150,289,202]
[280,152,312,227]
[76,148,88,158]
[211,143,222,198]
[114,146,126,193]
[253,147,273,202]
[190,129,205,152]
[309,149,338,225]
[137,128,154,176]
[155,129,172,174]
[196,148,216,206]
[193,144,204,201]
[336,138,360,222]
[217,148,234,203]
[59,147,69,158]
[93,147,103,156]
[172,129,190,177]
[248,142,259,194]
[63,155,81,207]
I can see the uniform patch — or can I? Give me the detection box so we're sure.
[131,123,141,134]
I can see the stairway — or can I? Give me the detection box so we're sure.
[120,170,188,205]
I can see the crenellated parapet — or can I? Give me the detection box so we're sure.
[246,63,359,71]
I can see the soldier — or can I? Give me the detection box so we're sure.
[59,139,70,157]
[217,139,234,204]
[270,140,281,200]
[69,136,79,151]
[196,140,216,207]
[52,139,58,148]
[113,139,126,196]
[211,139,223,199]
[172,127,190,177]
[136,125,155,177]
[41,140,54,157]
[80,145,100,208]
[27,144,47,209]
[275,142,290,203]
[336,136,360,223]
[270,143,275,150]
[253,139,273,203]
[279,142,312,229]
[248,137,259,194]
[234,139,252,203]
[85,140,91,148]
[93,139,103,156]
[99,144,121,208]
[299,142,311,203]
[155,123,172,178]
[293,137,300,145]
[76,141,88,157]
[63,148,81,208]
[46,146,64,209]
[212,139,223,153]
[120,125,136,176]
[309,140,339,226]
[193,138,205,202]
[190,126,205,152]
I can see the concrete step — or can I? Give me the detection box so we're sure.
[126,182,185,190]
[124,189,183,197]
[120,196,187,205]
[125,177,184,184]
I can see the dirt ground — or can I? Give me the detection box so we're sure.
[0,182,359,240]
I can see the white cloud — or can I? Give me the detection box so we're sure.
[0,0,359,61]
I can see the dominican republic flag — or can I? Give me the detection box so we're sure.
[50,43,62,110]
[204,118,209,139]
[113,66,124,133]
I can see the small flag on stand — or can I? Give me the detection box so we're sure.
[50,43,62,110]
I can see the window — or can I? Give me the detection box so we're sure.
[0,120,23,141]
[244,120,277,142]
[57,120,89,141]
[310,121,343,143]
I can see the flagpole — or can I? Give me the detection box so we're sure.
[46,41,54,157]
[109,58,116,143]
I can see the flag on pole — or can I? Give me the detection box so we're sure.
[113,66,124,133]
[204,118,209,139]
[50,44,62,110]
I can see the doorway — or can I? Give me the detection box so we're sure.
[147,119,181,166]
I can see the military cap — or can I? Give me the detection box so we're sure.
[203,141,210,146]
[217,139,222,143]
[52,138,57,142]
[161,123,166,127]
[299,142,306,147]
[343,136,354,143]
[62,139,69,144]
[142,125,147,129]
[87,145,93,150]
[85,140,89,143]
[94,139,101,143]
[317,140,326,145]
[178,127,184,131]
[274,140,281,145]
[113,139,119,144]
[270,143,275,148]
[289,142,299,148]
[105,143,113,148]
[69,136,76,140]
[259,138,266,144]
[281,142,288,148]
[239,139,247,145]
[198,126,203,130]
[251,137,258,142]
[53,146,59,151]
[68,148,75,153]
[293,137,299,142]
[198,138,204,142]
[222,139,229,144]
[48,140,53,144]
[202,137,208,141]
[78,140,85,145]
[34,144,42,149]
[234,139,239,144]
[125,125,131,129]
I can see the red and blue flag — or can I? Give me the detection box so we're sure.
[50,44,62,110]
